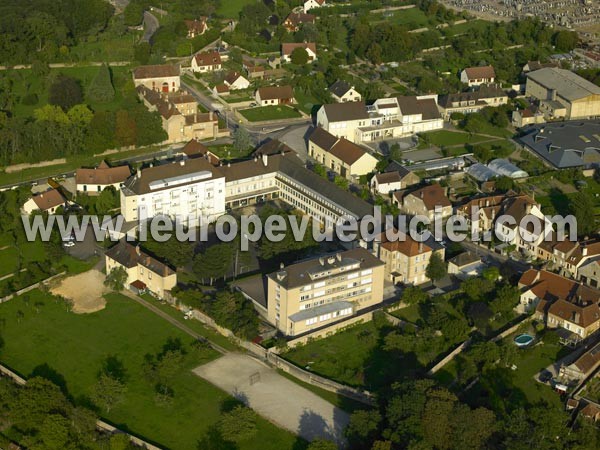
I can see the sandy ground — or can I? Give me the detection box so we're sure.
[51,270,108,314]
[193,353,350,446]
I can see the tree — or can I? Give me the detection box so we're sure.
[193,243,233,285]
[307,439,338,450]
[115,110,137,147]
[346,409,381,448]
[401,286,428,305]
[49,75,83,112]
[37,414,71,450]
[218,405,258,443]
[87,64,115,103]
[490,284,519,317]
[91,373,126,413]
[313,163,327,178]
[334,175,349,190]
[134,42,151,64]
[553,30,579,52]
[495,176,515,192]
[233,126,252,152]
[104,266,128,292]
[290,47,309,65]
[426,252,447,282]
[570,191,596,237]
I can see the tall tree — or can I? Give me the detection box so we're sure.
[570,191,596,238]
[87,64,115,103]
[218,405,258,443]
[426,252,447,282]
[49,75,83,112]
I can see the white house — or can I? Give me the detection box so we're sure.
[255,86,295,106]
[120,158,226,227]
[22,189,68,215]
[191,51,222,73]
[460,66,496,87]
[281,43,317,63]
[370,167,420,195]
[76,161,131,194]
[329,80,362,103]
[133,64,180,93]
[304,0,325,13]
[224,71,250,91]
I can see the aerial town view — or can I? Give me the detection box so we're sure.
[3,0,600,449]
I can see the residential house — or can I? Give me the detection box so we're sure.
[281,42,317,63]
[191,51,222,73]
[370,167,420,195]
[282,12,315,32]
[133,64,180,93]
[213,84,230,96]
[105,240,176,299]
[316,102,370,142]
[308,127,378,179]
[245,64,266,80]
[580,403,600,422]
[522,60,559,73]
[456,193,509,238]
[266,248,384,336]
[304,0,325,13]
[460,65,496,87]
[447,252,485,279]
[184,18,208,38]
[177,139,221,166]
[22,189,68,215]
[255,85,295,106]
[329,81,362,103]
[519,269,600,339]
[396,183,453,222]
[224,71,250,91]
[119,157,226,227]
[512,107,545,128]
[437,84,508,120]
[76,161,131,194]
[374,229,445,285]
[560,342,600,381]
[493,194,546,254]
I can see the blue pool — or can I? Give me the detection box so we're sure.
[514,333,534,347]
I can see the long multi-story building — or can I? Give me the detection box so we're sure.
[119,143,373,230]
[120,157,226,227]
[316,96,443,144]
[266,248,384,336]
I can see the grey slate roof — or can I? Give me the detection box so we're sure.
[527,68,600,102]
[321,102,369,122]
[329,80,353,98]
[517,121,600,168]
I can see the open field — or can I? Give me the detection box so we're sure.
[0,290,303,449]
[239,105,302,122]
[423,130,493,147]
[216,0,256,18]
[194,353,349,445]
[50,269,108,313]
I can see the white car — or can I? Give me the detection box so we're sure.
[63,241,75,248]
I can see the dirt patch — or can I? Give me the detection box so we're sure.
[193,354,349,446]
[51,270,109,314]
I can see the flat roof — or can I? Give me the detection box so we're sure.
[527,68,600,102]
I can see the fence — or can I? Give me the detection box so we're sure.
[0,362,162,449]
[186,304,374,405]
[0,271,66,304]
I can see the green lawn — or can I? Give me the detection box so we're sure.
[7,65,132,119]
[370,7,433,29]
[0,290,302,450]
[239,106,302,122]
[217,0,259,18]
[423,130,493,146]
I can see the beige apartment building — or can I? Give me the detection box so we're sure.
[396,183,453,222]
[266,248,384,336]
[374,230,445,285]
[105,240,177,299]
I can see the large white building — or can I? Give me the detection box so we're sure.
[120,157,225,227]
[316,96,443,144]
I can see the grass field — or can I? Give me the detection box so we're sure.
[423,130,493,147]
[370,7,433,29]
[217,0,255,18]
[0,290,303,450]
[7,65,132,119]
[239,105,302,122]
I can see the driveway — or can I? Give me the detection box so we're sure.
[278,124,312,162]
[193,353,350,446]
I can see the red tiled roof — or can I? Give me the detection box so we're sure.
[194,51,221,66]
[463,65,496,80]
[407,184,451,210]
[32,189,66,210]
[281,42,316,56]
[133,64,179,79]
[378,229,432,257]
[76,162,130,186]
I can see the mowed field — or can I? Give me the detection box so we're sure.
[217,0,256,18]
[0,290,303,450]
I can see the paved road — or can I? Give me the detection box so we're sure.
[141,11,159,43]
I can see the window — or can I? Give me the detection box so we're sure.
[361,269,372,276]
[305,317,317,326]
[361,277,372,285]
[319,313,332,322]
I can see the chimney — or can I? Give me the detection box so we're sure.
[418,242,423,253]
[135,245,141,256]
[254,156,258,163]
[209,111,213,121]
[583,246,588,256]
[262,153,268,167]
[280,262,284,270]
[420,190,424,199]
[137,168,141,178]
[319,257,325,266]
[336,253,342,262]
[180,160,185,166]
[227,162,231,167]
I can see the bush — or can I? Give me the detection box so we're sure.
[21,93,39,105]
